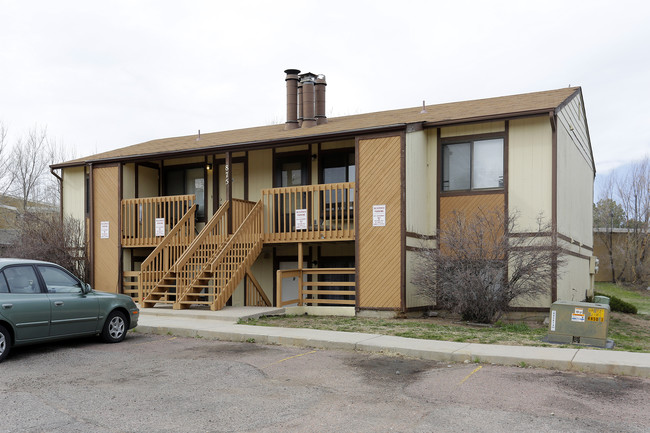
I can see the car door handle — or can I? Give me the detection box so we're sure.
[54,301,64,307]
[2,303,12,309]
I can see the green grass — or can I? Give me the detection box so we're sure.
[595,282,650,314]
[243,298,650,352]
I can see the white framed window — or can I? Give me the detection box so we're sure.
[442,138,504,191]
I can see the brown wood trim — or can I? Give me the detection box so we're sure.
[560,247,591,261]
[440,131,506,144]
[226,151,232,233]
[551,113,558,303]
[134,162,139,199]
[404,305,431,313]
[440,188,505,197]
[89,163,94,287]
[555,88,581,113]
[510,232,553,237]
[358,307,401,312]
[118,163,123,294]
[405,245,435,252]
[406,231,436,240]
[244,151,249,201]
[400,131,407,313]
[354,136,360,312]
[436,128,441,234]
[424,109,557,130]
[557,233,593,251]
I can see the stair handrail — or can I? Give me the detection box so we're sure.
[139,203,197,302]
[175,201,264,309]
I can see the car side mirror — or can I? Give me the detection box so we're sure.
[84,283,93,294]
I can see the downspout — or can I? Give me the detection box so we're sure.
[549,110,558,302]
[50,167,63,223]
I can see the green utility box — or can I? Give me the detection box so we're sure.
[547,300,611,348]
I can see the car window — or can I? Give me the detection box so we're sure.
[0,273,8,293]
[37,265,83,294]
[4,266,42,294]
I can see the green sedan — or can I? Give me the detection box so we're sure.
[0,258,139,362]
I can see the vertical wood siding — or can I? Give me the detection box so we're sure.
[357,135,402,309]
[93,165,120,293]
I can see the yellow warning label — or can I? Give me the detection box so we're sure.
[587,308,605,322]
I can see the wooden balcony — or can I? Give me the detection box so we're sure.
[121,194,196,247]
[260,182,355,243]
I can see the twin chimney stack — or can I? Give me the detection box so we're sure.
[284,69,327,130]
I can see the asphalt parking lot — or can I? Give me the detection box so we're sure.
[1,331,649,433]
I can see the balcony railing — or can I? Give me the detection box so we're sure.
[121,194,196,247]
[261,182,355,243]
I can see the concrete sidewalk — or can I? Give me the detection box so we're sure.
[134,307,650,379]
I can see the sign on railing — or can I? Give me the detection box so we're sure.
[261,182,355,243]
[121,194,196,247]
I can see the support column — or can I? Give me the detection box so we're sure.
[226,151,232,233]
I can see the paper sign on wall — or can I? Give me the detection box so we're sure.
[155,218,165,237]
[100,221,110,239]
[295,209,308,230]
[373,205,386,227]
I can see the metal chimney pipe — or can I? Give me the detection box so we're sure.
[315,74,327,125]
[297,80,303,127]
[284,69,300,130]
[300,73,317,128]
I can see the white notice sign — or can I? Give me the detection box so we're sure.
[155,218,165,237]
[100,221,110,239]
[373,205,386,227]
[295,209,308,230]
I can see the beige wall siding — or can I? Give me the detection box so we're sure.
[62,166,85,222]
[164,156,204,166]
[321,139,355,151]
[557,251,591,302]
[406,129,430,236]
[440,121,505,138]
[138,165,159,198]
[557,104,594,247]
[508,117,553,231]
[248,149,273,202]
[405,249,431,309]
[426,128,438,235]
[557,95,592,168]
[122,163,135,200]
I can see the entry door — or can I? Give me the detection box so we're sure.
[279,261,299,306]
[274,155,309,231]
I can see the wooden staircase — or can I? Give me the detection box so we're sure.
[175,201,264,310]
[140,199,263,310]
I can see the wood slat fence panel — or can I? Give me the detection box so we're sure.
[261,183,354,243]
[121,194,196,247]
[276,268,355,307]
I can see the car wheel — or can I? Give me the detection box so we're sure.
[0,325,10,363]
[102,311,127,343]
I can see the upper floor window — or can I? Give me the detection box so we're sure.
[442,138,504,191]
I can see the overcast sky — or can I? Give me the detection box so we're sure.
[1,0,649,181]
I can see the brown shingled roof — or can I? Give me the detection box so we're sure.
[54,87,580,168]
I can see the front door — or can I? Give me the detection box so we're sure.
[274,154,309,232]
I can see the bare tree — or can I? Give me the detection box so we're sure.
[0,121,13,198]
[5,212,89,282]
[615,156,650,284]
[8,125,51,210]
[413,209,564,323]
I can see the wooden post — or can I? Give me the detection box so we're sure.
[298,242,303,306]
[225,151,232,233]
[276,269,282,308]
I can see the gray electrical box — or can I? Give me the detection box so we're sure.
[546,300,611,348]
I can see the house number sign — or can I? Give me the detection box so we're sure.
[225,164,230,185]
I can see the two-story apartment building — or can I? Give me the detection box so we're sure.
[52,70,595,314]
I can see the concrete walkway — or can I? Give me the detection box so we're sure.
[135,307,650,379]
